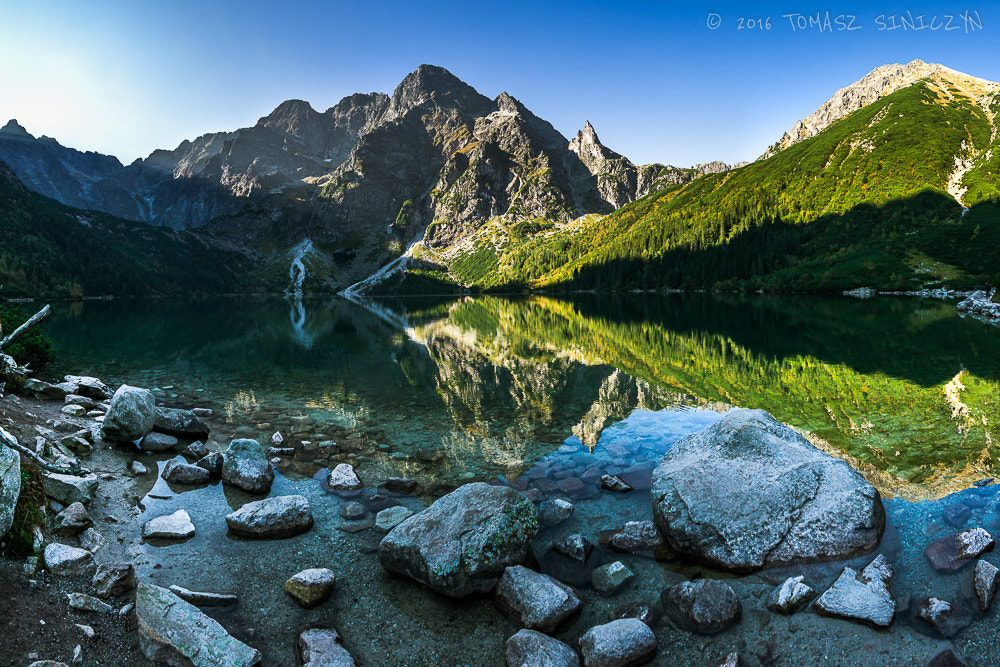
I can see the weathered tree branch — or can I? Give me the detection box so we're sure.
[0,304,51,351]
[0,425,89,476]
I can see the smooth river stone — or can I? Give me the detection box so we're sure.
[143,509,196,539]
[225,495,313,538]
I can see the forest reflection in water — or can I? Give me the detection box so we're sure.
[42,291,1000,500]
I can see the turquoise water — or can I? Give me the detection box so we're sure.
[32,293,1000,665]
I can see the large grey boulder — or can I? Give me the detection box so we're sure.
[100,385,155,442]
[136,582,261,666]
[650,409,884,572]
[154,407,210,438]
[496,565,582,632]
[0,429,20,536]
[221,439,273,494]
[506,629,580,667]
[225,495,314,538]
[379,482,539,597]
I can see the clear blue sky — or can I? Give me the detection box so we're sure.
[2,1,998,167]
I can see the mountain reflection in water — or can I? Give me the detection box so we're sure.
[42,292,1000,500]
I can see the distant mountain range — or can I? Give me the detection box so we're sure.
[1,60,997,298]
[0,65,743,297]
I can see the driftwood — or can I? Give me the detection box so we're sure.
[0,425,89,476]
[0,304,51,351]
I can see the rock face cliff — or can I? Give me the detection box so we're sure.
[762,59,1000,159]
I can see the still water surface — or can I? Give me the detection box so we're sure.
[36,292,1000,666]
[42,292,1000,501]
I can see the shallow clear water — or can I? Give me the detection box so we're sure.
[33,293,1000,665]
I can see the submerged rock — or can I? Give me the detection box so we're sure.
[374,505,413,531]
[591,561,634,596]
[974,560,1000,611]
[925,528,996,573]
[814,554,895,628]
[378,482,539,597]
[539,498,574,527]
[714,653,741,667]
[650,409,884,572]
[929,649,970,667]
[136,582,261,667]
[496,565,582,632]
[100,385,155,442]
[382,477,417,494]
[221,439,273,493]
[285,568,336,608]
[225,494,313,538]
[506,629,580,667]
[298,627,356,667]
[661,579,741,635]
[577,618,657,667]
[914,596,974,639]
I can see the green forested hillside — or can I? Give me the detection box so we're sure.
[435,79,1000,293]
[0,165,259,298]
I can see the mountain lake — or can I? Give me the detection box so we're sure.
[31,292,1000,666]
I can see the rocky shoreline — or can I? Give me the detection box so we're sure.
[1,371,999,666]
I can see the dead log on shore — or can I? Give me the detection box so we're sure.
[0,304,51,351]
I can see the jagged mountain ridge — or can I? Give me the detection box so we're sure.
[413,61,1000,295]
[0,65,739,293]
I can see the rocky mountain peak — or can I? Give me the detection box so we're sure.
[569,120,624,176]
[383,64,493,123]
[570,120,601,148]
[0,119,32,139]
[762,59,1000,159]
